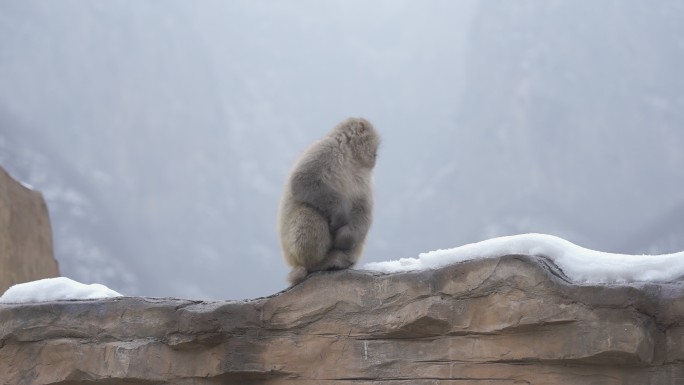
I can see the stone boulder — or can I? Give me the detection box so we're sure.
[0,166,59,293]
[2,255,684,384]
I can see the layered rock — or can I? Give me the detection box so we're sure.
[1,255,684,384]
[0,166,59,293]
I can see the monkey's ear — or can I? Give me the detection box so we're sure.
[357,121,367,134]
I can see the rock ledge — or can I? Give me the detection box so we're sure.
[2,255,684,384]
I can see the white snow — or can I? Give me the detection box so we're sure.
[362,233,684,284]
[0,277,123,303]
[19,180,34,190]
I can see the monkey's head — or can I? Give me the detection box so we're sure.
[333,117,380,168]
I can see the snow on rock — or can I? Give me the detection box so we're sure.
[362,233,684,284]
[0,277,122,303]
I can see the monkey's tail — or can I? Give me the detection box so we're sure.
[288,266,309,286]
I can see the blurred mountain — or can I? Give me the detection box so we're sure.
[390,0,684,255]
[0,1,474,299]
[0,1,681,299]
[0,107,138,291]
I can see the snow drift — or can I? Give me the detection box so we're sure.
[363,233,684,284]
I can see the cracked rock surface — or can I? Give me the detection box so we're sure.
[2,255,684,384]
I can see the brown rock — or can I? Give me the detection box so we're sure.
[0,166,59,293]
[1,255,684,384]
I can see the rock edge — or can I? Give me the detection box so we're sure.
[2,255,684,384]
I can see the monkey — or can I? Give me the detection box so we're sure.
[277,117,380,285]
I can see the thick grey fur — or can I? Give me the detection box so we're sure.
[277,117,380,285]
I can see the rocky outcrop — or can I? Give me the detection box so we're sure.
[2,255,684,384]
[0,166,59,293]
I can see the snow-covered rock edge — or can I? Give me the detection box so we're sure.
[0,277,122,303]
[363,233,684,284]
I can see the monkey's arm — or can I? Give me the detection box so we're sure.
[289,169,351,231]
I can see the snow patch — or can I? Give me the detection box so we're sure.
[0,277,123,303]
[362,233,684,284]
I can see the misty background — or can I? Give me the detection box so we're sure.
[1,1,682,300]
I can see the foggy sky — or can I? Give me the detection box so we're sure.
[0,0,682,300]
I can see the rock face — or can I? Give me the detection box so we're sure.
[0,166,59,293]
[2,255,684,384]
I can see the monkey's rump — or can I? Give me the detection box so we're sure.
[278,201,332,269]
